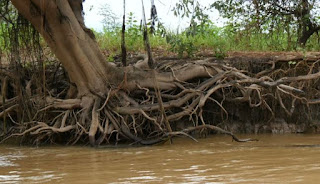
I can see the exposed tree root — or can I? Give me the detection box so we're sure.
[180,125,259,142]
[1,53,320,146]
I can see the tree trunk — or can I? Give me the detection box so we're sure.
[295,0,320,47]
[298,26,320,46]
[11,0,118,96]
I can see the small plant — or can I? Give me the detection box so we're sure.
[214,48,227,59]
[288,60,297,66]
[166,33,197,58]
[107,53,115,62]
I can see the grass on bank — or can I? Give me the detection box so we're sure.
[1,20,319,62]
[94,22,320,61]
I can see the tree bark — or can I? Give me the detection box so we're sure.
[298,25,320,46]
[295,0,320,46]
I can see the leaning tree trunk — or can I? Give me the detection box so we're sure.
[298,26,320,47]
[296,0,320,47]
[11,0,116,96]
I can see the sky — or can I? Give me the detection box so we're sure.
[83,0,224,32]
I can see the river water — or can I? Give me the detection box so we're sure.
[1,134,320,184]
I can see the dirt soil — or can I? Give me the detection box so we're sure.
[222,51,320,134]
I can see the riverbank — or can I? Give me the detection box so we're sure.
[1,51,320,145]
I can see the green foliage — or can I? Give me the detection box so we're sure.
[3,1,319,62]
[288,61,297,66]
[0,0,43,65]
[95,14,320,59]
[106,53,115,62]
[0,22,8,52]
[126,12,143,48]
[214,48,227,59]
[165,33,197,58]
[95,11,168,58]
[212,0,320,47]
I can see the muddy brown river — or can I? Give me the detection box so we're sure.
[1,134,320,183]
